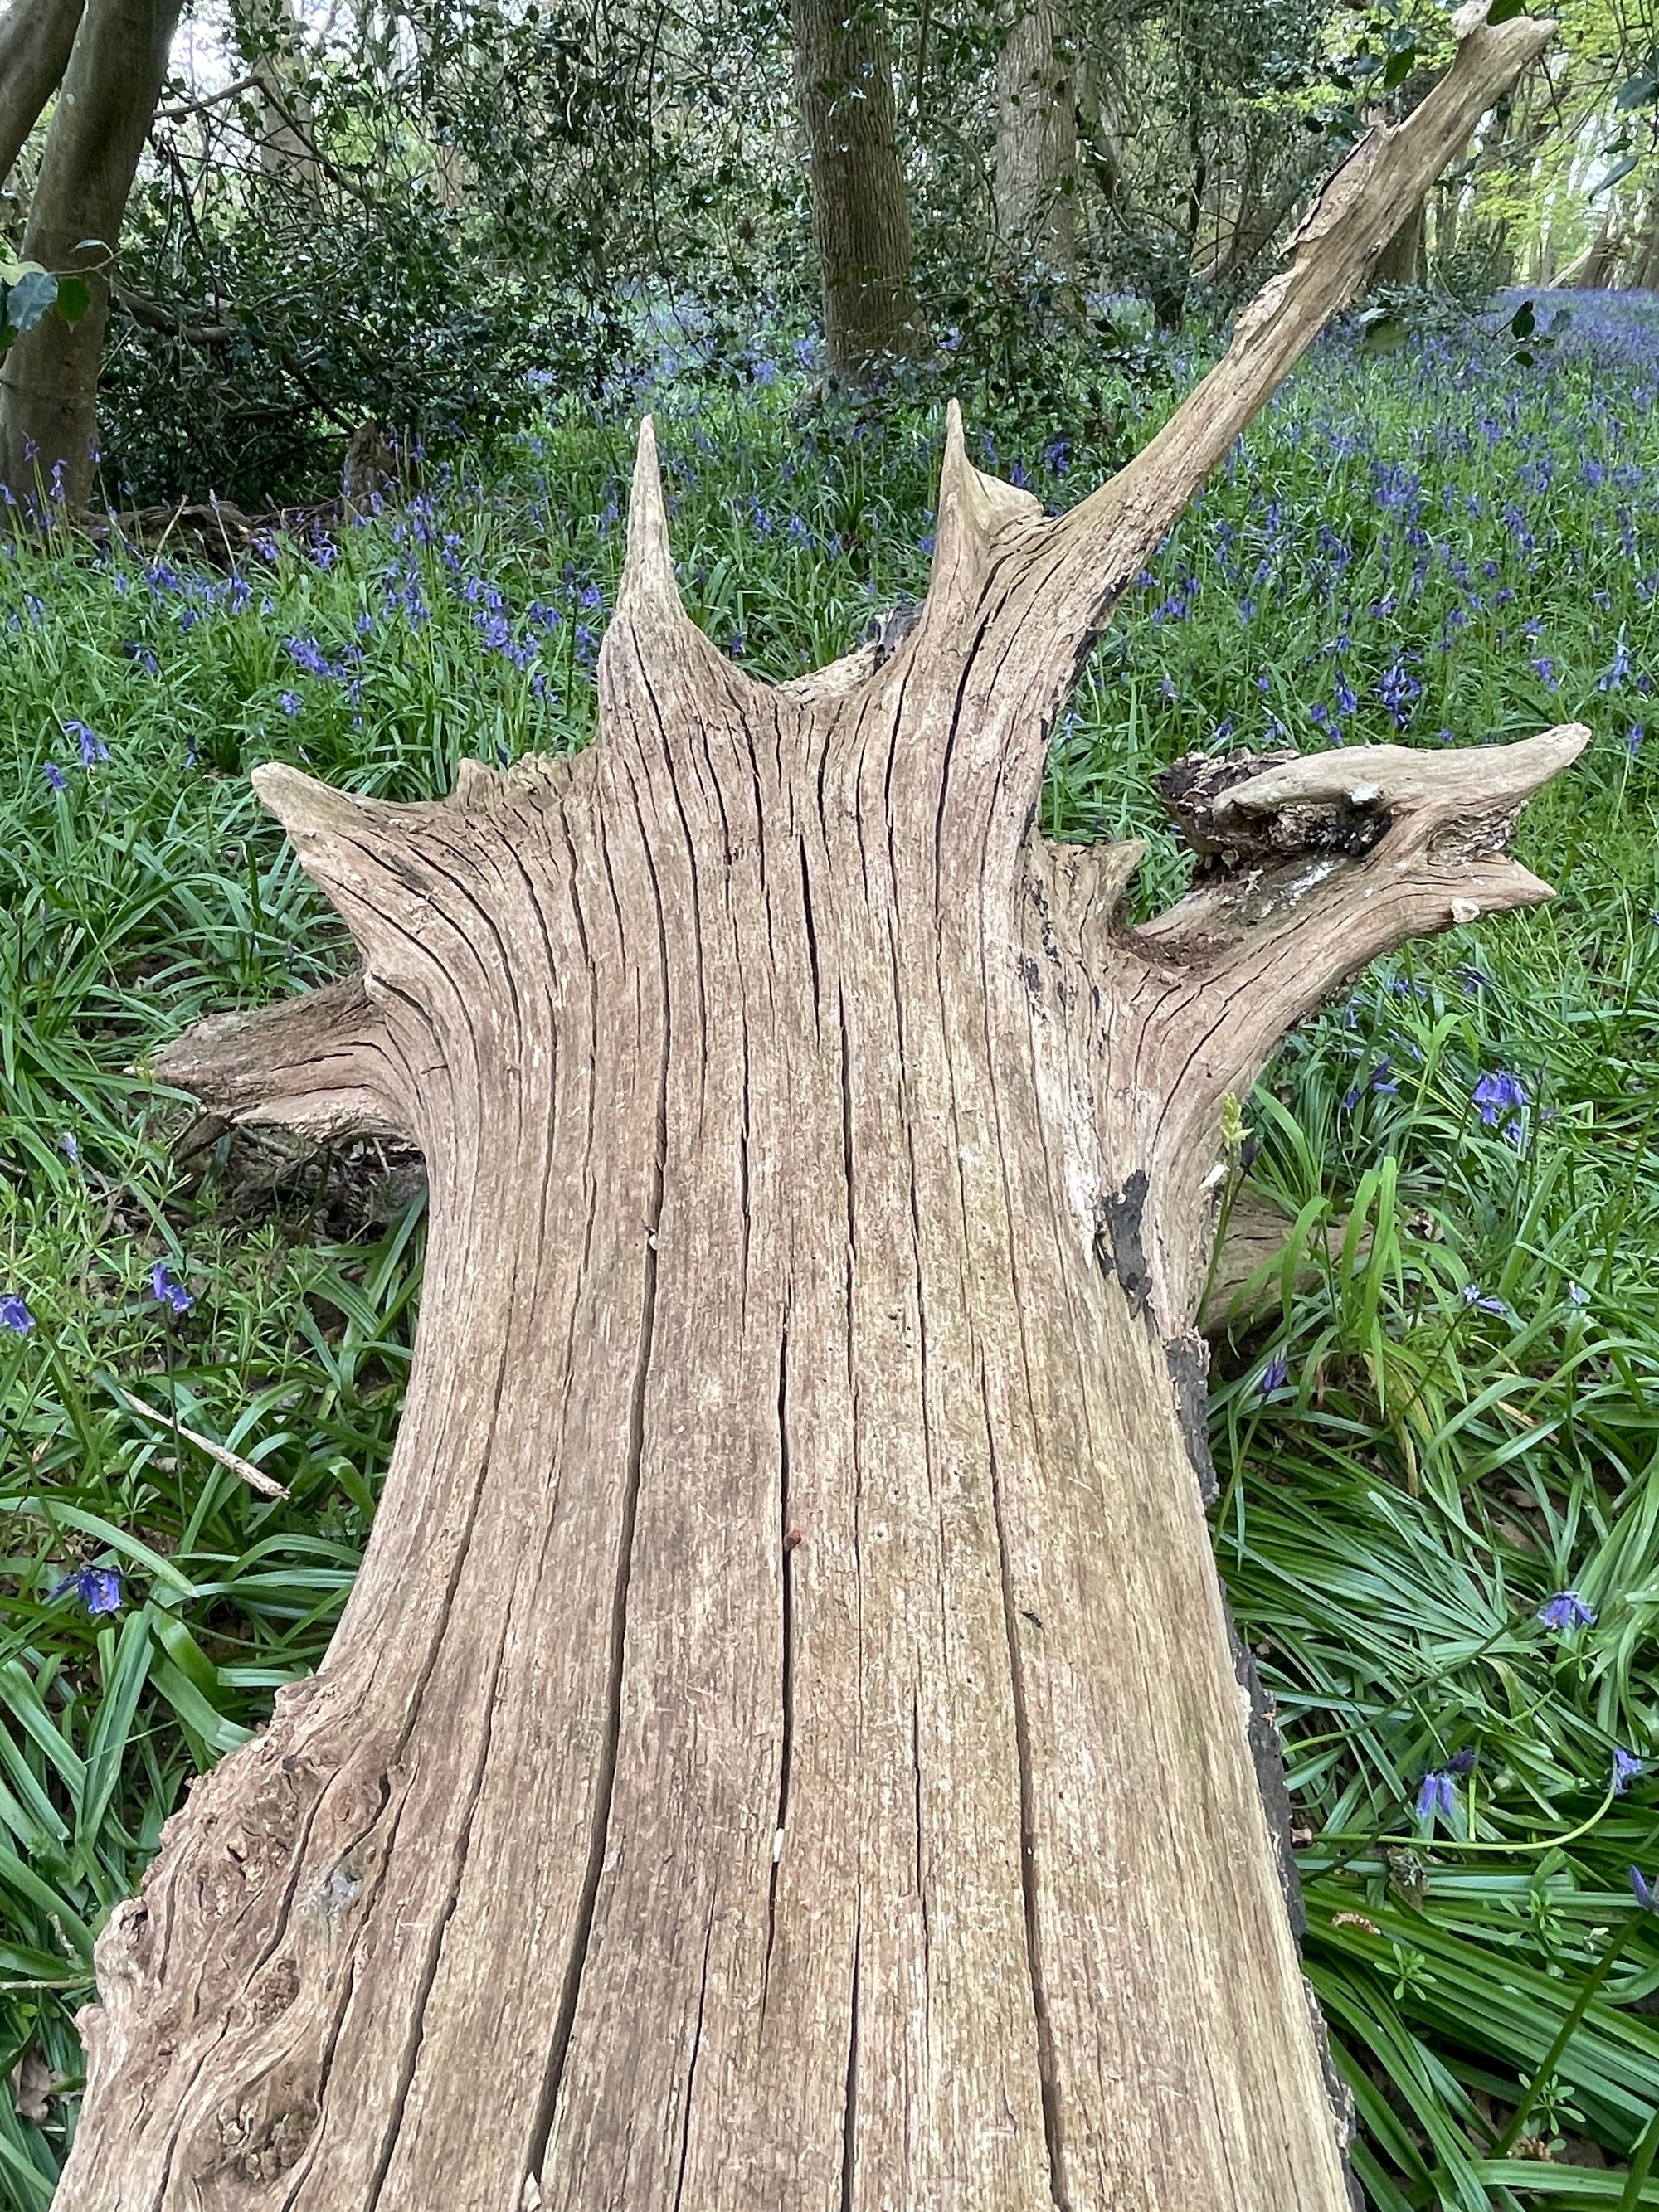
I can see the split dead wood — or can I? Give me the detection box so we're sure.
[56,11,1574,2210]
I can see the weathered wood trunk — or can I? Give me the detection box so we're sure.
[56,12,1571,2207]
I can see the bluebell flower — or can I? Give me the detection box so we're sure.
[1472,1070,1526,1125]
[44,761,66,790]
[1538,1589,1596,1631]
[59,1132,78,1163]
[1416,1767,1458,1822]
[1567,1281,1590,1305]
[1462,1284,1506,1314]
[1632,1867,1656,1913]
[1340,1086,1362,1111]
[1370,1058,1399,1095]
[285,636,332,678]
[50,1565,121,1616]
[149,1262,192,1315]
[1613,1748,1644,1796]
[63,719,108,766]
[1258,1349,1291,1397]
[1378,655,1421,728]
[0,1292,33,1331]
[278,691,301,717]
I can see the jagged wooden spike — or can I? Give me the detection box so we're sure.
[58,17,1564,2209]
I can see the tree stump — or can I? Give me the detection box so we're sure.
[56,12,1576,2206]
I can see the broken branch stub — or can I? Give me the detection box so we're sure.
[58,19,1574,2211]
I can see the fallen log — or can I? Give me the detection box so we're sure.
[57,10,1576,2206]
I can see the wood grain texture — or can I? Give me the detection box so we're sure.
[58,15,1577,2205]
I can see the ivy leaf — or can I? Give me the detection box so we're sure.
[0,265,60,341]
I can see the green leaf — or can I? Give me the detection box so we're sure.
[1486,0,1525,22]
[54,276,90,326]
[1511,299,1536,339]
[1594,154,1641,195]
[1,266,59,341]
[1382,46,1417,86]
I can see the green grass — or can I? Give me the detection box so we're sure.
[4,293,1659,2205]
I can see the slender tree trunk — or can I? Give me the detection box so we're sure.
[231,0,320,190]
[0,0,84,190]
[1074,49,1123,216]
[995,2,1078,284]
[791,0,927,377]
[1372,195,1426,284]
[1575,204,1619,289]
[51,17,1563,2209]
[0,0,182,515]
[1625,192,1659,290]
[1429,133,1472,275]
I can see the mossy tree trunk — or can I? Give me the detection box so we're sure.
[54,13,1572,2208]
[0,0,84,189]
[995,2,1079,286]
[0,0,180,516]
[791,0,928,377]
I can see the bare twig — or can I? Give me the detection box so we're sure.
[153,71,261,123]
[116,1385,290,1500]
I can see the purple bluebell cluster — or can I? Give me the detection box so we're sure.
[1472,1071,1527,1128]
[0,1292,32,1331]
[1109,292,1659,762]
[1538,1589,1596,1632]
[50,1565,122,1616]
[149,1262,192,1315]
[1416,1748,1477,1823]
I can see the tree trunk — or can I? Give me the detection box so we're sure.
[0,0,182,516]
[53,16,1565,2209]
[1575,204,1619,289]
[1372,194,1425,284]
[791,0,927,377]
[1632,193,1659,291]
[995,2,1078,284]
[230,0,320,191]
[0,0,83,191]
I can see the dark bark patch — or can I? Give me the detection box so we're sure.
[1156,751,1392,876]
[1095,1171,1153,1318]
[1225,1611,1303,1937]
[1165,1328,1218,1505]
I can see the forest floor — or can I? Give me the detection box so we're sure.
[3,289,1659,2210]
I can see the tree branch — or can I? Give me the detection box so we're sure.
[1043,5,1554,634]
[152,973,413,1141]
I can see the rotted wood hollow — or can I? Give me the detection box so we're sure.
[56,13,1575,2206]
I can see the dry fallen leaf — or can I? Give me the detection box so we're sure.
[11,2047,57,2124]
